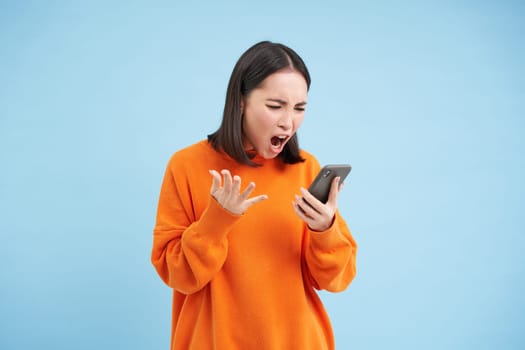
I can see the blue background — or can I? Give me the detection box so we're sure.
[1,1,523,349]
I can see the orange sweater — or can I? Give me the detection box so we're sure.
[151,140,357,350]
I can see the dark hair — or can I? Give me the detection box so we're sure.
[208,41,311,166]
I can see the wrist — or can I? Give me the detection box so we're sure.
[308,215,335,232]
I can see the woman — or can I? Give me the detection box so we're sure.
[151,41,357,350]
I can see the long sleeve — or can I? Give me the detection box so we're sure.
[303,211,357,292]
[151,141,358,350]
[151,157,241,295]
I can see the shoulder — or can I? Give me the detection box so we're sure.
[166,140,232,181]
[168,140,214,165]
[164,140,209,177]
[297,148,322,180]
[299,148,321,169]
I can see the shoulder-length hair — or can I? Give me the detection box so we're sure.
[208,41,311,166]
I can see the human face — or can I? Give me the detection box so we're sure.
[241,69,308,159]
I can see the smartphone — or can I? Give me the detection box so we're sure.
[308,164,352,203]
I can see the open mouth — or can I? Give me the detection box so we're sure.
[271,135,288,149]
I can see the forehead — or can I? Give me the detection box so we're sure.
[255,70,308,100]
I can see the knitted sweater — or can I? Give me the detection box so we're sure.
[151,140,357,350]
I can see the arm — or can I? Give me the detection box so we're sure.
[304,213,357,292]
[294,177,358,292]
[151,163,240,294]
[151,160,267,295]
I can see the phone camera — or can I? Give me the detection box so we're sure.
[323,170,331,178]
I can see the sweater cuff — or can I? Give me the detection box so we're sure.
[308,214,345,251]
[193,197,242,242]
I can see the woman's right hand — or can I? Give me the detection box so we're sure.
[209,169,268,215]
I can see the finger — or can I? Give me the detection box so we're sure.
[244,194,268,209]
[221,169,233,194]
[239,181,256,200]
[299,188,323,214]
[209,170,222,194]
[292,200,307,220]
[232,175,241,195]
[326,176,340,206]
[295,194,320,219]
[292,200,315,225]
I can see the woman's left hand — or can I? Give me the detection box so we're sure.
[292,176,343,232]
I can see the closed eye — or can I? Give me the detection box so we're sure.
[266,105,281,109]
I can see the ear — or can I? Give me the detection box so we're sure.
[240,99,245,114]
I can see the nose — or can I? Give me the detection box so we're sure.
[278,110,293,131]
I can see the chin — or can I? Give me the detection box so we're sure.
[265,152,281,159]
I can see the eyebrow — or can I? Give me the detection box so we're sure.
[266,98,307,106]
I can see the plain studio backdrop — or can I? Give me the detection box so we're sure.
[1,1,523,349]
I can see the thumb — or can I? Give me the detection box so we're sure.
[326,176,340,206]
[245,194,269,209]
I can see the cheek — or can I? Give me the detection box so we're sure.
[244,110,270,138]
[294,114,305,129]
[256,110,276,129]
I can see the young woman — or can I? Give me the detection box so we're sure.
[151,41,357,350]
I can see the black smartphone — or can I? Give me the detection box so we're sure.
[308,164,352,203]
